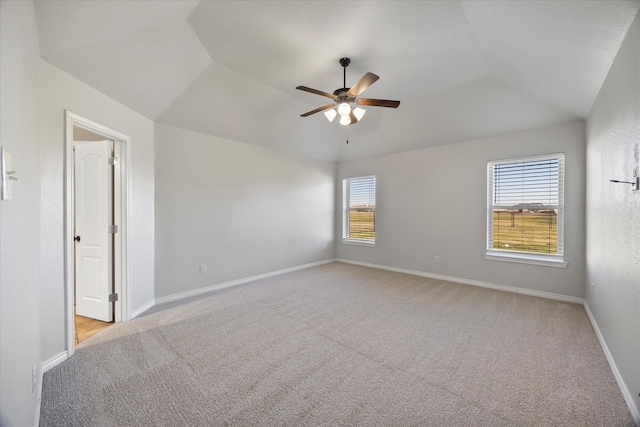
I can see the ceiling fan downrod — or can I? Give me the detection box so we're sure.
[340,57,350,91]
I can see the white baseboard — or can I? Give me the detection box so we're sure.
[155,258,336,306]
[35,364,43,427]
[583,301,640,426]
[38,351,69,427]
[41,351,68,373]
[130,299,156,319]
[336,259,584,304]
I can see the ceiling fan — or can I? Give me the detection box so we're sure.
[296,57,400,126]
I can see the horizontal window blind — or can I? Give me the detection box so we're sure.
[488,154,564,257]
[343,175,376,243]
[492,158,561,207]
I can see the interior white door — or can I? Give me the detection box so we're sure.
[74,140,113,322]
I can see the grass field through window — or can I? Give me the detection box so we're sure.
[492,210,558,254]
[348,209,558,252]
[348,210,375,239]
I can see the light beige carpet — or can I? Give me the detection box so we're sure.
[40,262,634,426]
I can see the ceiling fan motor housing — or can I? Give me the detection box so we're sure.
[333,88,355,102]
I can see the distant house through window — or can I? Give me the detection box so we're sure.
[486,154,566,267]
[342,175,376,246]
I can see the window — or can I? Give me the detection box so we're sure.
[486,154,566,267]
[342,175,376,245]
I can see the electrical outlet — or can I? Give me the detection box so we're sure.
[32,364,37,393]
[322,245,326,251]
[435,255,440,263]
[591,283,595,296]
[200,264,207,274]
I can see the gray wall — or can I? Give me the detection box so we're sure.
[154,124,335,299]
[586,12,639,419]
[39,57,156,363]
[337,121,586,298]
[1,1,157,419]
[0,1,42,425]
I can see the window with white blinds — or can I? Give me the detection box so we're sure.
[342,175,376,245]
[486,154,565,266]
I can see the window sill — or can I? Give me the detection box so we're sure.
[485,251,567,268]
[342,239,376,248]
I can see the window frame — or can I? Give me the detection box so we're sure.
[342,175,376,247]
[485,153,567,268]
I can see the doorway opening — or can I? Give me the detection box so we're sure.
[65,111,131,354]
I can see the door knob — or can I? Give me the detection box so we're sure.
[74,236,81,242]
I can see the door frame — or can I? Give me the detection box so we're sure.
[64,111,131,356]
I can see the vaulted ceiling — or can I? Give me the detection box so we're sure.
[34,1,639,162]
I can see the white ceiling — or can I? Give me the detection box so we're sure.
[34,0,639,162]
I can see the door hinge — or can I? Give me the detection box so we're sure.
[109,224,118,234]
[109,156,118,165]
[109,293,118,303]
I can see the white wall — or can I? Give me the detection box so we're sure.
[0,1,42,425]
[337,121,586,298]
[586,12,639,420]
[39,60,156,363]
[154,123,335,299]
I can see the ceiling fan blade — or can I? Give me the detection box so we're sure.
[347,72,379,97]
[300,104,335,117]
[357,98,400,108]
[348,110,358,125]
[296,86,337,99]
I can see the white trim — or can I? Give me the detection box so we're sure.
[37,351,69,426]
[336,258,583,304]
[488,151,566,165]
[155,259,336,306]
[64,111,132,357]
[131,300,156,319]
[583,301,640,426]
[41,351,68,373]
[341,239,376,247]
[342,175,376,245]
[484,252,568,268]
[35,363,44,427]
[35,390,41,427]
[487,152,565,263]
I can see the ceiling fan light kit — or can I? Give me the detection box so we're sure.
[337,102,351,116]
[324,108,337,122]
[297,57,400,126]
